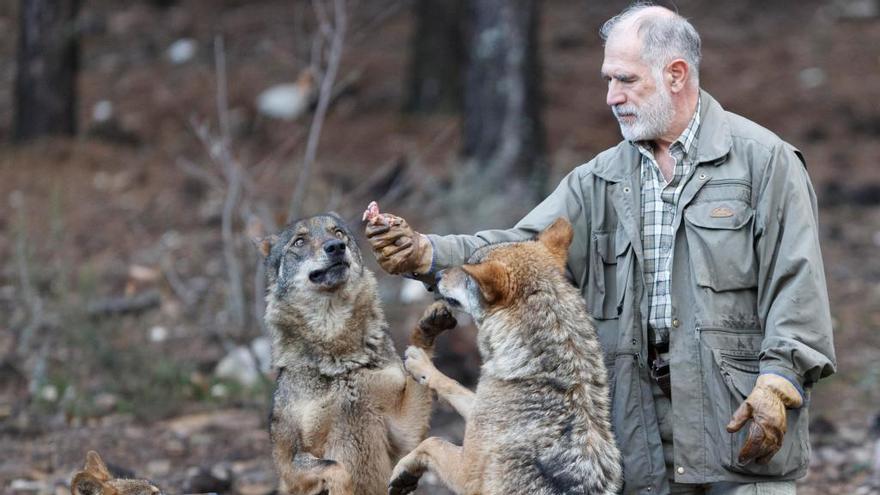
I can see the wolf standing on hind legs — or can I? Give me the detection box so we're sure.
[389,218,622,495]
[258,213,456,495]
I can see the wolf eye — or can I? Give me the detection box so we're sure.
[293,238,305,247]
[334,229,345,239]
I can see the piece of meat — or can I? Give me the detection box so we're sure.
[362,201,401,228]
[362,201,380,223]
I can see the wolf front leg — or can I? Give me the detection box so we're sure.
[389,437,467,495]
[404,346,475,420]
[387,301,459,453]
[409,301,458,352]
[271,417,353,495]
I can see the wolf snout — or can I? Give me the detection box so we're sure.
[324,238,346,256]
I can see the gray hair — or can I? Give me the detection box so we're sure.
[600,3,702,84]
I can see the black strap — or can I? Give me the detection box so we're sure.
[648,342,671,399]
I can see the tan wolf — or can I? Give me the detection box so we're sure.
[258,213,456,495]
[389,218,623,495]
[70,451,163,495]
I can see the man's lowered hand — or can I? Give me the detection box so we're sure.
[726,373,803,465]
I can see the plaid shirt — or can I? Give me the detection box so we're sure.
[635,97,701,346]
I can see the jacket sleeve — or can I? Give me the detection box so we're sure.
[754,143,836,395]
[426,166,592,271]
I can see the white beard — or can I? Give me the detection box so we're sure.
[613,81,674,142]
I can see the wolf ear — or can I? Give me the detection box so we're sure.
[253,234,279,258]
[83,451,112,481]
[462,261,509,305]
[537,217,573,270]
[72,472,111,495]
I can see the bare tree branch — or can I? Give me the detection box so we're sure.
[214,36,247,330]
[176,157,225,192]
[288,0,348,222]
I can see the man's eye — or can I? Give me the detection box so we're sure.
[294,238,305,247]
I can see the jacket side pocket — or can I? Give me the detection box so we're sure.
[713,349,809,477]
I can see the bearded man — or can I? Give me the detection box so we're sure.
[366,4,836,494]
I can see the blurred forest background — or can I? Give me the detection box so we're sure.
[1,0,880,493]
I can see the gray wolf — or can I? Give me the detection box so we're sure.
[388,218,622,495]
[258,213,455,495]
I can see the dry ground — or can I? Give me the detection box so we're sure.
[1,0,879,494]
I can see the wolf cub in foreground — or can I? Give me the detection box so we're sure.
[70,451,162,495]
[258,213,456,495]
[390,218,622,495]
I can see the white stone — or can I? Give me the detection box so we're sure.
[214,346,259,386]
[8,190,23,209]
[211,383,229,398]
[146,459,172,477]
[9,479,44,492]
[250,337,272,374]
[873,438,880,476]
[835,0,879,19]
[852,445,874,465]
[256,84,310,121]
[818,445,848,466]
[92,100,114,122]
[40,384,58,402]
[167,38,197,64]
[149,326,169,343]
[400,278,429,304]
[798,67,826,89]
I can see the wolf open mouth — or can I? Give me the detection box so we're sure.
[308,261,351,285]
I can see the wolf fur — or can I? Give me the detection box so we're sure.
[259,213,455,495]
[70,451,162,495]
[390,217,623,495]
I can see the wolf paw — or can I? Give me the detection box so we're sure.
[418,301,457,336]
[404,346,434,385]
[388,470,421,495]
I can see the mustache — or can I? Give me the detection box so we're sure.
[612,105,638,119]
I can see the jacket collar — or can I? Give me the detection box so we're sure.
[592,89,732,183]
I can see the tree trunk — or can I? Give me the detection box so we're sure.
[14,0,80,141]
[404,0,465,114]
[462,0,544,194]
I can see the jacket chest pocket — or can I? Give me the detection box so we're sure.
[587,230,631,320]
[683,200,757,291]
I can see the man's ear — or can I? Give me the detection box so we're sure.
[253,234,279,258]
[666,58,689,93]
[461,261,509,305]
[83,451,112,481]
[537,217,573,270]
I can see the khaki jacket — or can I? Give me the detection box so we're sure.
[425,91,836,493]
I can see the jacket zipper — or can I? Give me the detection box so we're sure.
[700,178,752,189]
[695,324,763,340]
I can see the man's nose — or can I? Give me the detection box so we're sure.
[323,239,346,256]
[607,82,625,107]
